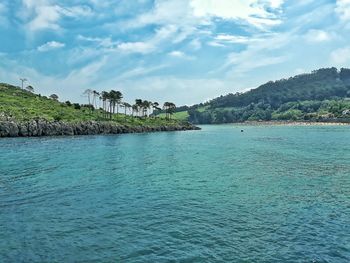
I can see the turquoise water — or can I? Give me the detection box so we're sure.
[0,125,349,262]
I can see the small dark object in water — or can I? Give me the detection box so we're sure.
[241,130,244,132]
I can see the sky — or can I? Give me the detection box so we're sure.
[0,0,350,105]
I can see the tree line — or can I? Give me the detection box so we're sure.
[17,82,177,121]
[82,89,176,120]
[183,67,350,124]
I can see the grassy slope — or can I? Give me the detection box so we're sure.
[0,83,183,127]
[156,106,207,121]
[157,111,189,121]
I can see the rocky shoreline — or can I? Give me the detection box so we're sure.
[0,120,200,138]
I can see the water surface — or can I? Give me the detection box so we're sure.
[0,125,349,262]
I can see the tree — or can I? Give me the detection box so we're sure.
[107,90,123,119]
[168,102,176,119]
[142,100,152,117]
[49,94,59,100]
[25,85,34,93]
[152,102,161,117]
[163,102,176,119]
[92,90,100,109]
[83,89,93,105]
[163,102,170,119]
[115,91,123,115]
[132,104,138,117]
[121,102,131,119]
[20,78,27,90]
[135,99,143,117]
[100,91,109,119]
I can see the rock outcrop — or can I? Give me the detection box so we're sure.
[0,120,200,138]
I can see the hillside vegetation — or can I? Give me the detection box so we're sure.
[163,67,350,124]
[0,83,183,127]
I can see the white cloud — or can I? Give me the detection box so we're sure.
[305,29,332,43]
[190,0,284,29]
[37,41,65,52]
[60,5,93,17]
[117,65,168,80]
[130,0,199,27]
[224,52,286,74]
[330,46,350,66]
[216,32,292,75]
[115,76,232,105]
[189,39,202,50]
[335,0,350,21]
[117,42,155,54]
[215,34,262,44]
[77,35,115,48]
[22,0,93,32]
[117,25,180,54]
[0,56,108,103]
[168,51,185,57]
[122,0,205,47]
[28,4,62,31]
[268,0,284,8]
[0,2,9,27]
[208,41,226,47]
[168,51,195,60]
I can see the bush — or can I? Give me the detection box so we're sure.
[73,103,81,110]
[53,114,62,121]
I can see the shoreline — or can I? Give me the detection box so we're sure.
[0,120,200,138]
[229,121,350,126]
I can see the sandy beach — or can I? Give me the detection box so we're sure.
[233,121,350,126]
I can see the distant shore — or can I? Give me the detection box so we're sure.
[232,121,350,126]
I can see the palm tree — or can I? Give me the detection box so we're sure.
[108,90,116,119]
[49,94,59,100]
[135,99,143,117]
[115,91,123,116]
[83,89,93,105]
[152,102,161,117]
[25,85,34,93]
[132,104,138,118]
[121,102,131,119]
[142,100,152,117]
[163,102,170,119]
[163,102,176,120]
[168,102,176,119]
[101,91,109,119]
[92,90,100,109]
[107,90,123,119]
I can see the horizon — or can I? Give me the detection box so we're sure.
[1,0,350,105]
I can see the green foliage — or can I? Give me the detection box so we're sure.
[0,83,183,127]
[181,67,350,124]
[157,111,189,121]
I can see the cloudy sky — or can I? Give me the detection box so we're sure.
[0,0,349,105]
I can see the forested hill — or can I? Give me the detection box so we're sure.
[183,67,350,124]
[209,67,350,108]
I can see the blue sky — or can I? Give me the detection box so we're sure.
[0,0,350,105]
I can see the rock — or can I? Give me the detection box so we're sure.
[18,123,29,136]
[0,120,200,138]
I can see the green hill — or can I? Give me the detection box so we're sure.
[0,83,182,127]
[167,67,350,124]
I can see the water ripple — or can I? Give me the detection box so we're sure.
[0,125,349,262]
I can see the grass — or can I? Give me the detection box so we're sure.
[0,83,185,127]
[157,111,189,121]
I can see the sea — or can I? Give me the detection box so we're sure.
[0,125,349,262]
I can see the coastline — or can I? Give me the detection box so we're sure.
[231,121,350,126]
[0,120,200,138]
